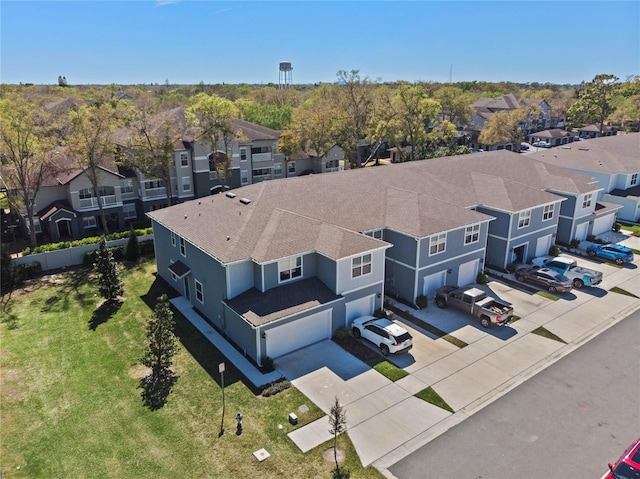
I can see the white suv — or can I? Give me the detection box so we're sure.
[351,316,413,356]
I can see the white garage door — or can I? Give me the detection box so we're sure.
[345,294,375,326]
[592,215,614,236]
[266,310,331,358]
[423,270,447,298]
[535,234,553,257]
[458,259,479,287]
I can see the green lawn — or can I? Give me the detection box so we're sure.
[1,259,383,479]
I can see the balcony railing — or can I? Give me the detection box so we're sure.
[251,152,272,163]
[143,187,167,199]
[79,195,117,209]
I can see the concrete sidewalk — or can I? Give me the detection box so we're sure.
[280,249,640,473]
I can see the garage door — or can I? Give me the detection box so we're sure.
[266,310,331,358]
[535,234,553,257]
[345,294,375,326]
[423,270,447,298]
[457,259,479,287]
[592,215,614,236]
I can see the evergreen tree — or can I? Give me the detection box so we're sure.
[125,225,140,262]
[141,294,178,381]
[1,243,16,294]
[93,238,123,301]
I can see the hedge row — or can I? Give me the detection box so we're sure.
[22,228,153,255]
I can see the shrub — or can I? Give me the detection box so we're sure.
[261,379,291,397]
[476,272,489,284]
[415,295,427,309]
[549,245,561,257]
[334,327,351,341]
[570,238,580,249]
[373,308,388,319]
[506,263,518,273]
[587,234,596,242]
[261,356,274,372]
[140,240,155,256]
[14,261,42,283]
[613,222,621,232]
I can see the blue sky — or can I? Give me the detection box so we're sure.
[1,1,638,86]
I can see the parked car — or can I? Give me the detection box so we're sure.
[532,141,551,148]
[531,255,603,288]
[605,437,640,479]
[520,143,530,150]
[515,267,573,293]
[351,316,413,356]
[434,285,514,328]
[587,243,635,265]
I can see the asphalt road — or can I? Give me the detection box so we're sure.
[389,310,640,479]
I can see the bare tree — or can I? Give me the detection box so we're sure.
[328,396,347,477]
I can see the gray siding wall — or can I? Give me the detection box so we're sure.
[316,254,337,291]
[262,252,317,292]
[335,249,385,295]
[385,229,417,267]
[222,304,258,362]
[227,260,254,299]
[385,258,416,302]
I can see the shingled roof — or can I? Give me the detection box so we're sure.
[148,150,598,265]
[528,133,639,174]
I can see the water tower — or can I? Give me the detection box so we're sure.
[279,61,293,89]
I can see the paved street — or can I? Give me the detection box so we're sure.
[389,309,640,479]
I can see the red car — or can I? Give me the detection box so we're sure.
[606,437,640,479]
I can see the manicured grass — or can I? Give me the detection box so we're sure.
[1,259,383,479]
[509,314,522,323]
[531,326,567,344]
[368,360,409,382]
[609,286,640,299]
[620,223,640,235]
[535,290,560,301]
[414,387,454,413]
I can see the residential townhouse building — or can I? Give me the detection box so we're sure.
[148,149,605,364]
[528,133,640,223]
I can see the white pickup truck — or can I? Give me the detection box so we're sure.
[531,256,603,288]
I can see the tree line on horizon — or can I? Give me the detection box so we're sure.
[1,71,638,248]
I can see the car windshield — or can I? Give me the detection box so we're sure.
[612,462,640,479]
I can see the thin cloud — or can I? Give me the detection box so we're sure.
[155,0,179,6]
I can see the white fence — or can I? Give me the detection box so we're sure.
[14,234,154,272]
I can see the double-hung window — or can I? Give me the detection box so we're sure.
[182,176,191,192]
[518,210,531,228]
[180,152,189,167]
[543,204,554,221]
[582,193,593,209]
[179,237,186,257]
[430,233,446,255]
[352,254,372,278]
[195,279,204,304]
[171,232,176,246]
[464,224,480,245]
[279,256,302,282]
[631,173,638,186]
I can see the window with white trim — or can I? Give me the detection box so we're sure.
[121,179,133,194]
[274,163,282,175]
[241,170,248,184]
[171,231,176,246]
[180,152,189,167]
[352,253,372,278]
[123,203,137,220]
[429,233,446,255]
[278,256,302,282]
[79,188,93,199]
[631,173,638,186]
[518,210,532,228]
[372,229,382,240]
[582,193,592,209]
[464,224,480,244]
[195,279,204,303]
[543,204,555,221]
[288,161,295,173]
[82,216,97,229]
[240,148,247,162]
[182,176,191,192]
[179,237,186,257]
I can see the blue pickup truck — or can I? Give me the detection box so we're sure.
[531,256,603,288]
